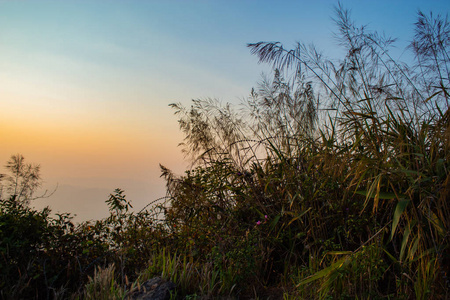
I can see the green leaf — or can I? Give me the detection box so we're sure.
[270,214,281,229]
[297,256,350,286]
[391,199,410,241]
[400,221,412,261]
[326,251,352,256]
[398,169,424,177]
[436,158,445,178]
[287,208,312,226]
[425,211,445,236]
[355,190,397,199]
[408,236,420,261]
[382,248,398,264]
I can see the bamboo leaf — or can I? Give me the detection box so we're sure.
[424,90,442,103]
[408,235,420,261]
[436,158,445,178]
[348,111,377,119]
[425,211,446,236]
[326,251,352,255]
[271,214,281,229]
[398,169,424,177]
[296,256,350,287]
[391,199,410,241]
[267,139,284,161]
[355,190,397,199]
[287,207,312,226]
[400,221,412,261]
[358,174,383,212]
[382,248,399,264]
[385,96,405,101]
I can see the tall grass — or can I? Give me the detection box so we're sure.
[161,5,449,299]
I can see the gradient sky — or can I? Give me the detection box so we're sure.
[1,0,449,221]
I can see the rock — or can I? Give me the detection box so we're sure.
[125,277,176,300]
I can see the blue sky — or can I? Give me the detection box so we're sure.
[1,0,449,221]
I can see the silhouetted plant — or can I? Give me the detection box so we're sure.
[0,154,41,205]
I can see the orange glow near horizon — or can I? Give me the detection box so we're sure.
[0,102,186,179]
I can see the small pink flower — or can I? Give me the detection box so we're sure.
[256,221,261,225]
[265,215,268,219]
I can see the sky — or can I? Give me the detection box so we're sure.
[1,0,449,222]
